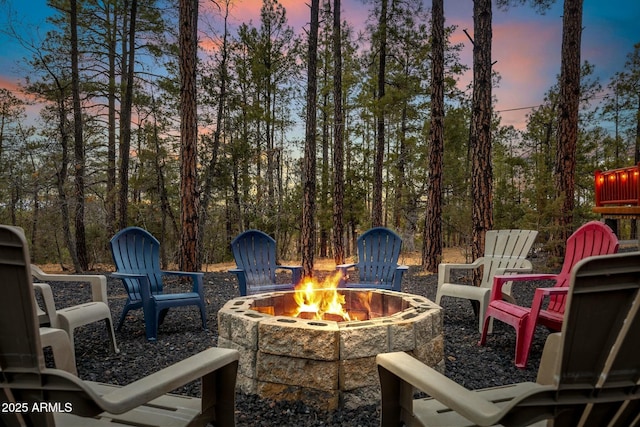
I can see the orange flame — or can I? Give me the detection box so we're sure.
[293,272,351,321]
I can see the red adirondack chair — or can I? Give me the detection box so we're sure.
[479,221,619,368]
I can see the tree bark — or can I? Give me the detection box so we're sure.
[423,0,444,272]
[117,0,137,232]
[70,0,88,271]
[470,0,493,266]
[332,0,345,265]
[554,0,583,253]
[106,2,118,237]
[198,0,231,267]
[301,0,320,277]
[372,0,388,227]
[178,0,200,272]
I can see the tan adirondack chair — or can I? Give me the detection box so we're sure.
[31,265,119,354]
[435,229,538,333]
[377,251,640,427]
[0,225,240,427]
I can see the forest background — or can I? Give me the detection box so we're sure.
[0,0,639,272]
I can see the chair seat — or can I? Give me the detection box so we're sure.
[413,382,545,427]
[246,283,294,294]
[54,382,203,427]
[154,292,201,301]
[486,299,531,319]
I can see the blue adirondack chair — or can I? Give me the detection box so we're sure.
[337,227,408,291]
[230,229,302,296]
[110,227,207,341]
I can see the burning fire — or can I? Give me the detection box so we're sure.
[293,272,353,321]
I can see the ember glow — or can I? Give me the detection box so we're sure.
[293,272,352,321]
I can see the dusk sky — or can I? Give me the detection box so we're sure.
[1,0,639,132]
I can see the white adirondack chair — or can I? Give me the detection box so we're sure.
[435,229,538,333]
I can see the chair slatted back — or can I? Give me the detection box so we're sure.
[546,221,618,314]
[0,226,43,374]
[231,230,278,285]
[481,230,538,287]
[110,227,164,299]
[357,227,403,284]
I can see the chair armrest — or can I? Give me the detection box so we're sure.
[42,347,239,416]
[31,265,109,304]
[437,258,485,285]
[336,263,357,287]
[336,263,357,270]
[489,273,558,302]
[33,283,60,328]
[161,271,204,293]
[97,347,239,413]
[162,270,204,279]
[377,352,543,426]
[276,265,303,285]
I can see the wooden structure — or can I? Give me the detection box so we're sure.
[594,163,640,217]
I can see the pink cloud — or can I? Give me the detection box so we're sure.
[493,21,562,128]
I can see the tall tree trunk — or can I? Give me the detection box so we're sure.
[198,0,231,266]
[423,0,444,272]
[55,96,81,272]
[118,0,136,230]
[554,0,583,254]
[178,0,200,272]
[394,106,407,230]
[302,0,320,277]
[372,0,388,227]
[70,0,88,271]
[332,0,345,265]
[470,0,493,266]
[106,2,117,237]
[320,27,330,258]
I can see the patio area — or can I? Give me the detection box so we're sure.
[48,263,545,426]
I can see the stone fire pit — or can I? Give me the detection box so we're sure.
[217,288,444,410]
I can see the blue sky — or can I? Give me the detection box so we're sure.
[1,0,639,131]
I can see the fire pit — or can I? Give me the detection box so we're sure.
[217,280,443,410]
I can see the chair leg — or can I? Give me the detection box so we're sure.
[117,306,130,331]
[514,315,533,369]
[158,308,169,325]
[104,318,120,353]
[39,327,77,375]
[199,303,207,330]
[479,313,491,346]
[479,293,493,334]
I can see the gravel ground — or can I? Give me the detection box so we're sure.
[41,265,548,426]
